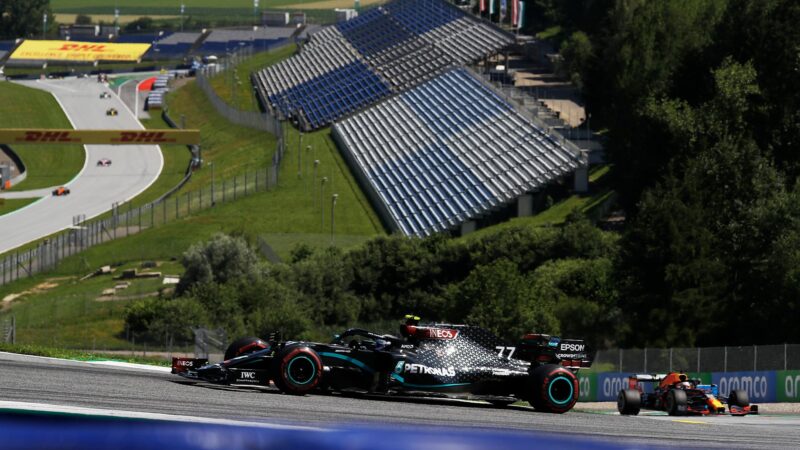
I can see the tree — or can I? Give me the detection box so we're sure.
[177,233,262,295]
[0,0,53,39]
[559,31,592,89]
[75,14,92,25]
[447,259,559,341]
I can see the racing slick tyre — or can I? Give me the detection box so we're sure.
[666,389,688,416]
[617,389,641,415]
[272,346,323,395]
[729,389,749,408]
[224,337,269,361]
[528,364,579,414]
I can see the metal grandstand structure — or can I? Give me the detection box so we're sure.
[252,0,514,130]
[333,68,583,236]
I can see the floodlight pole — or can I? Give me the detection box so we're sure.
[331,193,338,244]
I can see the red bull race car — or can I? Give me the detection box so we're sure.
[617,372,758,416]
[173,316,593,414]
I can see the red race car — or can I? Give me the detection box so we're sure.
[618,372,758,416]
[52,186,71,196]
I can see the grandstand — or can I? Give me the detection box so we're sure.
[253,0,514,130]
[196,28,297,55]
[332,68,583,236]
[146,32,201,59]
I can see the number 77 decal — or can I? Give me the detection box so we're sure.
[495,346,516,359]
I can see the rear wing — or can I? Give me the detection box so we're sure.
[516,334,592,369]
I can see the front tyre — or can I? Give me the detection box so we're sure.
[617,389,641,415]
[729,389,749,408]
[666,389,688,416]
[529,364,579,414]
[272,346,323,395]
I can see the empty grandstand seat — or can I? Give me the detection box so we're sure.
[253,0,514,130]
[333,68,582,236]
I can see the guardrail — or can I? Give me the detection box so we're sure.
[1,315,14,344]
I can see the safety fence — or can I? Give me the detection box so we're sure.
[1,316,14,343]
[0,164,281,286]
[593,345,800,373]
[195,45,285,136]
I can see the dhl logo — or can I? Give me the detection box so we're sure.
[15,131,80,143]
[111,132,177,143]
[57,44,109,53]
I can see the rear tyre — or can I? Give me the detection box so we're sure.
[528,364,579,414]
[666,389,688,416]
[729,389,749,408]
[617,389,641,415]
[272,346,323,395]
[224,336,269,361]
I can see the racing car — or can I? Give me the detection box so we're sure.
[99,92,111,99]
[106,107,118,116]
[97,158,112,167]
[617,372,758,416]
[52,186,70,196]
[173,316,593,414]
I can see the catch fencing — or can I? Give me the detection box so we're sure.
[0,164,282,286]
[193,327,227,360]
[593,344,800,373]
[1,316,14,344]
[195,46,283,136]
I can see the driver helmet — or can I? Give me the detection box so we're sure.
[680,381,692,389]
[400,314,420,338]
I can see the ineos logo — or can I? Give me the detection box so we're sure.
[785,375,800,399]
[421,328,458,340]
[719,376,768,399]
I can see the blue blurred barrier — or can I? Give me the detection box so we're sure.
[0,411,648,450]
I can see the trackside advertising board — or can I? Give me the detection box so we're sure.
[0,129,201,146]
[777,370,800,402]
[10,40,150,62]
[579,371,787,402]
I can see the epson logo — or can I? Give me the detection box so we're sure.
[404,363,456,377]
[240,371,256,379]
[560,343,585,352]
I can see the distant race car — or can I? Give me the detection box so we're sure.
[617,372,758,416]
[106,107,118,116]
[52,186,70,196]
[173,316,593,414]
[99,92,111,99]
[97,158,112,167]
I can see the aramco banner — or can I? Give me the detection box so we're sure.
[9,40,151,62]
[0,129,200,146]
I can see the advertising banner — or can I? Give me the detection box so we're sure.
[577,372,596,402]
[9,40,151,62]
[0,129,201,146]
[711,371,777,403]
[777,370,800,402]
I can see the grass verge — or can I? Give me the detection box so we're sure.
[0,343,170,366]
[0,82,84,190]
[0,198,40,217]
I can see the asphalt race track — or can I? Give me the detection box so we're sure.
[1,353,799,449]
[0,78,162,254]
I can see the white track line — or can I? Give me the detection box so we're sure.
[0,400,329,431]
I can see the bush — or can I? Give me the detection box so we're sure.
[177,233,262,295]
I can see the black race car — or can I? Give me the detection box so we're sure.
[172,316,593,413]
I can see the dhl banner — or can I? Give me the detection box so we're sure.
[9,40,151,62]
[0,129,200,145]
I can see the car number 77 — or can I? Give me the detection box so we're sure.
[496,346,516,359]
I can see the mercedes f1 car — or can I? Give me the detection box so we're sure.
[173,316,593,413]
[617,372,758,416]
